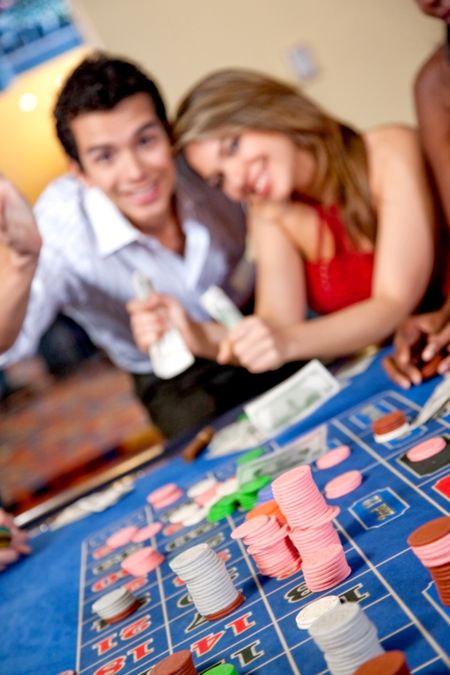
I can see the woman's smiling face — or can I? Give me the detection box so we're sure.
[186,130,316,204]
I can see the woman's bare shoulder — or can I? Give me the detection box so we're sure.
[364,125,423,181]
[364,125,419,156]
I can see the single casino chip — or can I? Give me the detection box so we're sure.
[203,664,239,675]
[0,526,12,549]
[316,445,351,470]
[353,650,411,675]
[106,526,138,549]
[407,516,450,548]
[406,436,447,463]
[245,500,287,524]
[324,470,363,499]
[187,477,217,498]
[151,650,197,675]
[121,547,165,576]
[147,483,183,509]
[236,494,257,511]
[207,496,238,523]
[295,595,341,630]
[372,410,409,443]
[132,522,162,543]
[420,353,445,381]
[238,475,272,495]
[236,447,265,464]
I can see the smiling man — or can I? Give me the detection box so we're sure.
[0,53,296,438]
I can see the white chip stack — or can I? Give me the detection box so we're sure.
[308,601,384,675]
[92,587,139,623]
[169,543,242,618]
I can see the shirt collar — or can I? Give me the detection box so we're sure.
[83,186,140,257]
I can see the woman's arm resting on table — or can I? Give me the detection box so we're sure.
[221,128,434,371]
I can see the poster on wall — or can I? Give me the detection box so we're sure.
[0,0,83,90]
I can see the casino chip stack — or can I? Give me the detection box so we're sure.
[308,602,384,675]
[295,595,341,631]
[372,410,409,443]
[151,650,197,675]
[272,465,350,591]
[169,543,244,619]
[407,515,450,606]
[354,650,411,675]
[92,587,140,624]
[231,515,301,578]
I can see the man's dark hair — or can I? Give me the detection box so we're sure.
[54,52,169,163]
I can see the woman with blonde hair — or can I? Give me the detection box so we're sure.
[165,68,436,373]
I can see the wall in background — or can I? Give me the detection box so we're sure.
[73,0,442,126]
[0,0,443,200]
[0,45,87,201]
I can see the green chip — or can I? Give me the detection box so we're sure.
[207,499,237,523]
[203,664,239,675]
[239,475,272,494]
[236,447,265,465]
[216,494,239,507]
[237,494,257,511]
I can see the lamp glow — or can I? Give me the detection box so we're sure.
[19,93,38,112]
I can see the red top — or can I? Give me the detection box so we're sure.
[303,204,374,315]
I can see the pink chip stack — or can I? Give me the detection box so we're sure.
[121,546,165,577]
[301,543,351,592]
[289,507,341,559]
[272,465,336,529]
[272,465,351,592]
[231,515,301,578]
[147,483,183,510]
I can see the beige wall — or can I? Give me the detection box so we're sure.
[0,1,443,200]
[0,47,89,202]
[74,0,442,127]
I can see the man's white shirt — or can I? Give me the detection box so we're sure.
[0,169,253,374]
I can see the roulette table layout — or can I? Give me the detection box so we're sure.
[0,351,449,675]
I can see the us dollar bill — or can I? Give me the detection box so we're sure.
[243,359,340,435]
[200,285,243,328]
[236,425,328,485]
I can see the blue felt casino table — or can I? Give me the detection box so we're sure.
[0,350,449,675]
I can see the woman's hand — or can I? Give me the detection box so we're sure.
[218,315,291,372]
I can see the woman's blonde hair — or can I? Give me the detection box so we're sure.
[173,68,376,243]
